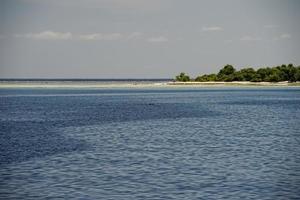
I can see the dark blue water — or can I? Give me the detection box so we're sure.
[1,87,300,199]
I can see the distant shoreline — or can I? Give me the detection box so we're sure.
[168,81,300,87]
[0,80,300,88]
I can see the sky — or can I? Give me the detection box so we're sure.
[0,0,299,78]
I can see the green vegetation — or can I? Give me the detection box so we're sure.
[176,72,190,82]
[176,64,300,82]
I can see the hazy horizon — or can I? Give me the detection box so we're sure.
[0,0,299,78]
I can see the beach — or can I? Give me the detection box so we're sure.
[1,80,300,88]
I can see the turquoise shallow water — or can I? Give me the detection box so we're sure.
[1,87,300,199]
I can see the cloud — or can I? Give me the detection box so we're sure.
[78,33,123,41]
[264,24,279,29]
[273,33,292,41]
[101,0,161,8]
[15,31,73,40]
[0,35,6,39]
[280,33,291,39]
[201,26,223,32]
[240,35,261,41]
[127,32,142,40]
[15,31,173,43]
[147,36,168,43]
[21,0,164,11]
[14,31,144,41]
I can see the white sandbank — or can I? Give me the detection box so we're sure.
[0,81,299,88]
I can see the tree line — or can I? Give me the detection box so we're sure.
[175,64,300,82]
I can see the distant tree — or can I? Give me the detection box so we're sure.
[276,65,289,81]
[256,67,272,81]
[207,74,217,81]
[268,73,281,82]
[250,74,263,82]
[272,67,287,82]
[218,65,236,76]
[175,72,190,82]
[239,68,256,81]
[232,71,244,81]
[223,74,235,82]
[217,65,236,81]
[195,75,206,82]
[286,64,297,82]
[195,74,217,82]
[177,63,299,82]
[295,66,300,81]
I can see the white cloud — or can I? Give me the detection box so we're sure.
[201,26,223,32]
[78,33,123,41]
[14,31,143,41]
[147,36,168,43]
[15,31,73,40]
[264,24,279,29]
[15,31,173,43]
[272,33,292,41]
[280,33,291,39]
[127,32,142,40]
[0,35,6,39]
[240,35,261,41]
[101,0,161,8]
[21,0,164,11]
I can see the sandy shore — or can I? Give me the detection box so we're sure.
[0,81,168,88]
[0,81,299,88]
[168,81,300,87]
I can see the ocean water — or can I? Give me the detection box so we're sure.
[0,87,300,199]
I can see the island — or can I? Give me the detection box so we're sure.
[174,64,300,86]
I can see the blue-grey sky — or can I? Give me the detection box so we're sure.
[0,0,299,78]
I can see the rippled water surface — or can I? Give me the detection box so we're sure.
[1,87,300,199]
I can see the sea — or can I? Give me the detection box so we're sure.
[0,80,300,199]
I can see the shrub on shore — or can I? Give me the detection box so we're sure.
[175,72,191,82]
[177,64,300,82]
